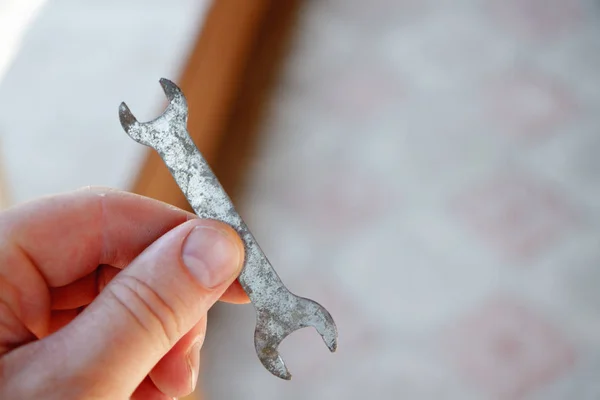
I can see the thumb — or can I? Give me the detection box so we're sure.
[12,219,244,398]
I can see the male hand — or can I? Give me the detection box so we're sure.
[0,187,247,399]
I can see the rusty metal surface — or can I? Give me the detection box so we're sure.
[118,78,337,380]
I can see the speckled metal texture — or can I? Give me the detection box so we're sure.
[118,78,337,380]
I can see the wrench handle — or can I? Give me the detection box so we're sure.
[151,126,287,308]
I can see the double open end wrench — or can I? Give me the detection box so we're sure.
[118,78,337,380]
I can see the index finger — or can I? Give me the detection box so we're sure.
[0,187,194,287]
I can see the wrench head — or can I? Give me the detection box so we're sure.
[118,78,188,149]
[254,294,338,380]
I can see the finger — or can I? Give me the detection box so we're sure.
[150,318,206,397]
[50,265,120,310]
[50,271,97,310]
[0,187,194,339]
[132,377,173,400]
[3,218,244,399]
[2,187,196,286]
[0,300,35,355]
[220,280,250,304]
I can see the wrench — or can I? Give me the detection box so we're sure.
[118,78,337,380]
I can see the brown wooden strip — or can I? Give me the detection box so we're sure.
[212,0,302,204]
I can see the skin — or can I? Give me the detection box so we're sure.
[0,187,249,399]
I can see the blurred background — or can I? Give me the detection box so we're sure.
[2,0,600,399]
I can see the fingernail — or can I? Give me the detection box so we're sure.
[182,225,241,288]
[187,339,203,392]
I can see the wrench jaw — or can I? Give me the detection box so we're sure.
[118,78,188,150]
[118,100,165,150]
[118,102,147,146]
[157,78,188,126]
[299,296,338,354]
[253,296,338,380]
[254,329,292,380]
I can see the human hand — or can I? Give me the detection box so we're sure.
[0,187,247,399]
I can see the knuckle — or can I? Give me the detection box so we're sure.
[106,275,183,347]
